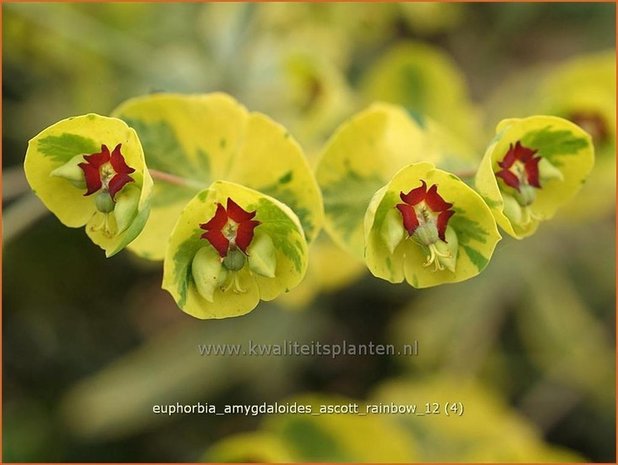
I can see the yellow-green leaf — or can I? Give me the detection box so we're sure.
[539,51,615,219]
[112,92,323,260]
[360,41,484,148]
[263,394,417,462]
[205,432,294,463]
[241,41,356,155]
[316,102,479,261]
[316,103,434,260]
[518,270,614,404]
[373,377,583,462]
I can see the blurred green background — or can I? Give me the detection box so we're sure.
[3,3,615,462]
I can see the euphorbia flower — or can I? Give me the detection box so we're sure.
[163,181,309,319]
[200,198,260,259]
[475,116,594,238]
[365,162,500,288]
[24,114,153,256]
[397,180,454,241]
[495,142,540,192]
[79,144,135,199]
[395,180,456,272]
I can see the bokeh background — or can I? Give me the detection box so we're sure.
[3,3,616,462]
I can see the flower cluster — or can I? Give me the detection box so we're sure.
[316,105,594,289]
[23,93,596,316]
[24,94,324,319]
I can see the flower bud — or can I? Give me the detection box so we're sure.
[223,247,247,271]
[95,191,115,213]
[514,184,536,207]
[414,222,440,246]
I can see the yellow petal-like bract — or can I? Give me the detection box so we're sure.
[24,114,153,257]
[365,162,501,288]
[112,92,323,260]
[162,181,309,319]
[475,116,594,238]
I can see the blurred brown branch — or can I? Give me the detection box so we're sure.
[4,193,49,244]
[4,165,29,201]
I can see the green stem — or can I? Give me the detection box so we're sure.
[148,169,207,190]
[454,169,477,180]
[4,168,206,244]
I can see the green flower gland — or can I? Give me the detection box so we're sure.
[394,180,457,272]
[193,197,276,301]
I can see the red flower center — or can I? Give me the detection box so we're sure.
[78,144,135,200]
[396,180,454,243]
[200,198,260,258]
[495,141,541,192]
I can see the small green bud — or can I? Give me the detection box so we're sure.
[192,246,224,302]
[247,233,277,278]
[414,221,440,246]
[223,247,246,271]
[95,191,115,213]
[381,208,405,254]
[514,184,536,206]
[50,155,86,189]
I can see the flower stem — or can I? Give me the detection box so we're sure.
[148,169,207,190]
[453,169,477,180]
